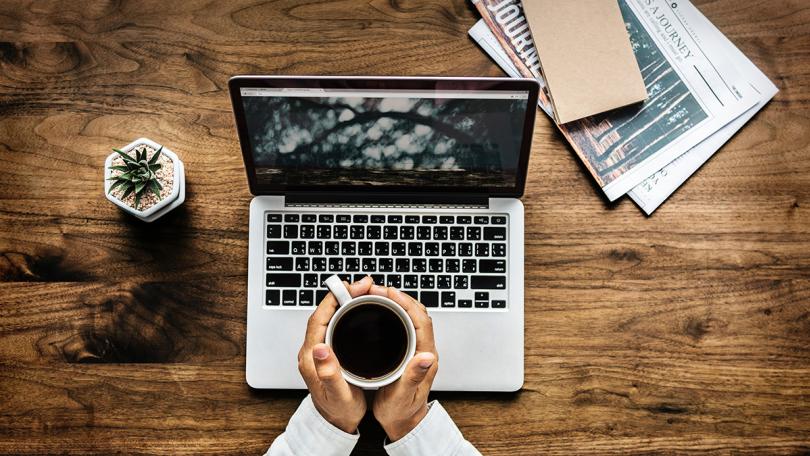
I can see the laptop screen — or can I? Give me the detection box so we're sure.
[230,78,538,196]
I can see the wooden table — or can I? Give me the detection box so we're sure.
[1,1,808,454]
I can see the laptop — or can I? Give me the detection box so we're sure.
[229,76,539,391]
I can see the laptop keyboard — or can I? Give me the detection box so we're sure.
[264,212,508,310]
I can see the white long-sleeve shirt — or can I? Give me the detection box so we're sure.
[265,395,481,456]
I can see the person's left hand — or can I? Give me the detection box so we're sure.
[297,276,374,434]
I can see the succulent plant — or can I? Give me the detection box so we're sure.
[107,145,163,210]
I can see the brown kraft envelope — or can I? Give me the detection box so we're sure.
[521,0,647,124]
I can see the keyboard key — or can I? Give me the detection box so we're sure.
[413,258,426,273]
[400,226,414,239]
[387,215,402,223]
[474,216,489,224]
[475,243,490,257]
[295,258,310,271]
[484,227,506,240]
[396,258,410,272]
[385,274,402,288]
[441,291,456,307]
[422,215,437,224]
[471,275,506,290]
[267,213,282,222]
[292,241,306,255]
[353,215,368,223]
[437,275,452,289]
[301,214,316,223]
[299,290,314,306]
[446,259,460,273]
[404,275,418,288]
[439,216,454,224]
[265,289,280,306]
[466,226,481,241]
[425,242,439,256]
[341,242,356,255]
[308,241,323,255]
[358,242,372,255]
[453,275,468,289]
[492,300,506,309]
[458,299,472,308]
[433,226,447,240]
[450,227,465,240]
[475,301,489,308]
[379,258,393,272]
[371,274,385,284]
[316,289,328,303]
[392,242,406,256]
[384,226,398,239]
[459,243,473,257]
[371,215,385,223]
[462,259,477,273]
[266,225,281,238]
[325,241,340,255]
[328,257,343,271]
[284,225,298,238]
[402,290,419,301]
[420,275,435,289]
[367,225,381,239]
[267,273,301,287]
[405,215,420,224]
[362,258,377,272]
[441,243,456,256]
[408,242,422,256]
[421,291,439,307]
[284,214,299,223]
[350,225,364,239]
[353,274,367,283]
[429,259,443,272]
[457,216,471,224]
[492,216,507,224]
[417,226,431,240]
[319,214,334,223]
[282,290,297,306]
[317,225,331,239]
[475,292,489,301]
[375,242,389,256]
[303,274,319,287]
[479,259,506,273]
[266,241,289,255]
[337,214,351,223]
[334,225,348,239]
[267,257,293,271]
[493,243,507,257]
[300,225,315,239]
[346,257,360,272]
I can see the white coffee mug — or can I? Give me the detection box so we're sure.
[323,275,416,389]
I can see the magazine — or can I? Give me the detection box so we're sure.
[470,0,756,202]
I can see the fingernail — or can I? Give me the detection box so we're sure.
[366,275,374,284]
[418,357,434,369]
[313,345,329,360]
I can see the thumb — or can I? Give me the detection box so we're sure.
[312,344,350,396]
[400,352,435,388]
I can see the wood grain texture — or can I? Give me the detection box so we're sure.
[0,0,808,454]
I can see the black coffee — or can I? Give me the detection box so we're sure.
[332,303,408,380]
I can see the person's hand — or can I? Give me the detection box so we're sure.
[370,287,439,442]
[297,276,374,433]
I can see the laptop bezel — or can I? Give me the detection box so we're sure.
[228,76,540,198]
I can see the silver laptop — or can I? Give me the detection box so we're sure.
[229,76,539,391]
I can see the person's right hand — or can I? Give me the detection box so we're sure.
[297,276,374,434]
[371,287,439,442]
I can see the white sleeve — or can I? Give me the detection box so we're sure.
[384,401,481,456]
[264,395,360,456]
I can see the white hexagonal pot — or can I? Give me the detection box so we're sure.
[104,137,185,222]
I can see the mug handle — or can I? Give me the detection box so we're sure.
[324,274,353,306]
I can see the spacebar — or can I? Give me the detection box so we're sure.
[470,275,506,290]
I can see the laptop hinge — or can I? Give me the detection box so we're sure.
[284,192,489,208]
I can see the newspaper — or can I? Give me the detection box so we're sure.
[470,0,756,202]
[626,4,779,214]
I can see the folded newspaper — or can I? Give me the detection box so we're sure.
[469,0,777,212]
